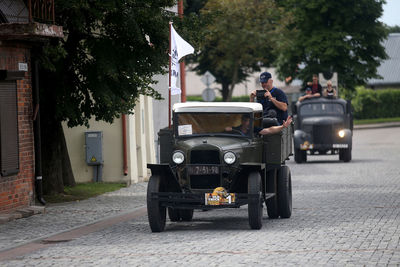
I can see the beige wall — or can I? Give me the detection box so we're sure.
[62,95,156,184]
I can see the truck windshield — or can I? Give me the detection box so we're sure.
[300,103,344,116]
[176,112,262,138]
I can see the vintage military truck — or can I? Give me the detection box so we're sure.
[292,97,353,163]
[147,102,293,232]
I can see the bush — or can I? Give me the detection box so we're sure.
[186,95,250,102]
[352,87,400,119]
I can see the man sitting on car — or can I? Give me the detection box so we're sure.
[225,114,292,137]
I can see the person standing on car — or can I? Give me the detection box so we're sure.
[323,80,337,98]
[250,71,288,124]
[311,74,322,97]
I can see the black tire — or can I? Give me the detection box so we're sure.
[248,172,263,230]
[339,148,352,162]
[168,208,181,222]
[180,209,194,221]
[277,166,292,219]
[265,170,279,219]
[294,149,307,163]
[147,175,166,232]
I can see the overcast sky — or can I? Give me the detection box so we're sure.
[380,0,400,26]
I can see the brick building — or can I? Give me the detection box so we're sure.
[0,0,62,214]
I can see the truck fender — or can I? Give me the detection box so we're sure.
[147,164,181,192]
[294,130,307,149]
[340,129,352,148]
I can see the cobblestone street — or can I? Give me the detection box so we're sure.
[1,127,399,266]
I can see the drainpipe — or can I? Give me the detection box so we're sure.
[122,114,128,176]
[32,60,46,205]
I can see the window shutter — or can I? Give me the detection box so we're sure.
[0,81,19,176]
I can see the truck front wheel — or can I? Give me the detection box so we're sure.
[248,172,263,230]
[147,175,166,232]
[294,149,307,163]
[339,148,352,162]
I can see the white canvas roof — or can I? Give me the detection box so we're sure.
[173,102,263,113]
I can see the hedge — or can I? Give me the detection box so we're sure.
[352,87,400,119]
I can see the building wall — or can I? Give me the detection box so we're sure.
[62,95,156,184]
[0,44,35,213]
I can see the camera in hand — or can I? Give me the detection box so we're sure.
[256,90,266,99]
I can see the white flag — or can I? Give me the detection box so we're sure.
[170,25,194,95]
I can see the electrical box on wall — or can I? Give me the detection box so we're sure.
[85,131,103,166]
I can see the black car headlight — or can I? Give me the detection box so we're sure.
[172,151,185,164]
[223,152,236,165]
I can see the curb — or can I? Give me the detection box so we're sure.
[0,206,45,224]
[354,122,400,130]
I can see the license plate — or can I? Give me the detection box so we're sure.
[333,144,348,148]
[205,193,235,205]
[188,165,219,175]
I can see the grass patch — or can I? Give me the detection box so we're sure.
[44,182,126,203]
[354,117,400,125]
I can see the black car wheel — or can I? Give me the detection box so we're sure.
[147,175,166,232]
[180,209,194,221]
[277,166,292,218]
[339,148,352,162]
[294,149,307,163]
[168,208,181,222]
[248,171,263,230]
[265,170,279,219]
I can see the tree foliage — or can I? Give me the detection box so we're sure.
[386,24,400,33]
[189,0,292,101]
[275,0,388,91]
[36,0,176,194]
[39,0,175,128]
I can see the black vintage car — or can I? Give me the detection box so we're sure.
[292,97,353,163]
[147,102,293,232]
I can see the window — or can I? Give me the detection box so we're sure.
[0,81,19,176]
[300,103,344,116]
[176,112,255,138]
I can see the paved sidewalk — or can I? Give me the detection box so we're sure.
[0,182,148,251]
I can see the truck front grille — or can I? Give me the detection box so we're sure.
[190,150,220,164]
[313,124,333,144]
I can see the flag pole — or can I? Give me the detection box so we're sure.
[178,0,186,103]
[168,21,172,129]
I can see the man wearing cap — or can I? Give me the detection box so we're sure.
[250,71,288,124]
[298,86,313,102]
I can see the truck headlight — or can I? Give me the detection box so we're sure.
[224,152,236,165]
[172,151,185,164]
[338,130,345,138]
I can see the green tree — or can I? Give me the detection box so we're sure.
[386,24,400,33]
[192,0,291,101]
[275,0,388,91]
[36,0,175,194]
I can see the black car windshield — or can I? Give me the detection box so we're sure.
[300,103,344,116]
[176,112,262,138]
